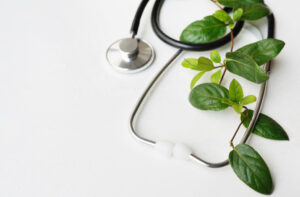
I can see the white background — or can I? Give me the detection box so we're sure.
[0,0,300,196]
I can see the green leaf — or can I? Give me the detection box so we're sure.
[217,0,263,8]
[225,51,269,84]
[182,58,200,71]
[221,98,235,106]
[189,83,229,111]
[228,23,235,29]
[190,72,205,90]
[213,10,232,23]
[210,50,221,63]
[233,104,243,114]
[229,144,273,195]
[236,39,285,66]
[211,69,222,84]
[180,16,226,44]
[240,95,256,105]
[233,8,243,22]
[241,110,289,140]
[236,3,270,21]
[198,57,215,71]
[229,79,244,102]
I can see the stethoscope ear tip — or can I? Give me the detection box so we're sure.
[106,37,155,73]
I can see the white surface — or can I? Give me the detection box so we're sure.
[0,0,299,196]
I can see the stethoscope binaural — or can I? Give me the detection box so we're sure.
[106,0,275,168]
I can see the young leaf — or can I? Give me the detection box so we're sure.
[228,23,235,29]
[241,110,289,140]
[240,95,256,105]
[229,144,273,195]
[211,69,222,84]
[213,10,232,23]
[198,57,215,71]
[189,83,229,111]
[210,50,221,63]
[229,79,244,102]
[233,8,243,22]
[180,16,226,44]
[225,51,269,84]
[182,58,200,70]
[217,0,263,8]
[236,3,270,21]
[236,39,285,66]
[190,72,205,90]
[221,98,235,106]
[233,104,243,114]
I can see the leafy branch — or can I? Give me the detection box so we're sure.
[180,0,288,195]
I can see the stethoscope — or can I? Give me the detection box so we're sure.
[106,0,275,168]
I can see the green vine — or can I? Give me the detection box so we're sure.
[180,0,288,195]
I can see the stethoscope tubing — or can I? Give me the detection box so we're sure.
[151,0,245,51]
[129,49,269,168]
[129,0,275,168]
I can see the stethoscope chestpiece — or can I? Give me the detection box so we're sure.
[106,38,155,73]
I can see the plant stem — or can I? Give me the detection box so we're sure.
[215,65,224,69]
[230,29,234,52]
[230,106,249,148]
[219,30,234,85]
[218,68,227,85]
[210,0,223,10]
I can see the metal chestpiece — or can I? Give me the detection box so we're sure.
[119,38,139,62]
[106,38,155,73]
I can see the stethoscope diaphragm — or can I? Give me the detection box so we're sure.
[106,38,155,73]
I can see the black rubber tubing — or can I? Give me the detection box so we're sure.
[129,0,275,62]
[130,0,150,35]
[151,0,244,51]
[266,13,275,72]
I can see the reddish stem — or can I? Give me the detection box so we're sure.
[230,29,234,52]
[210,0,223,10]
[219,30,234,85]
[230,107,249,148]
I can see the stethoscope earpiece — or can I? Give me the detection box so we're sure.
[106,38,155,73]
